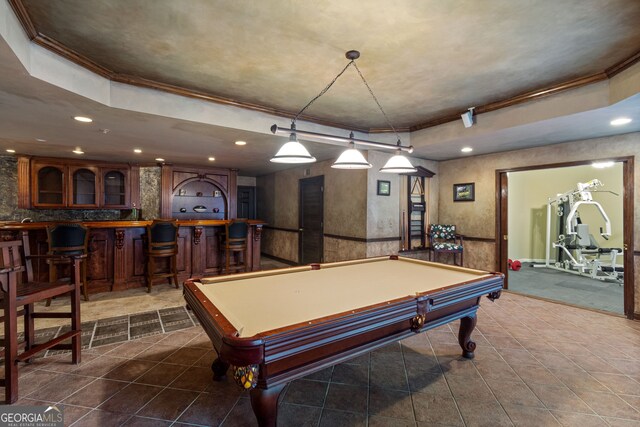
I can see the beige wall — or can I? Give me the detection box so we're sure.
[257,157,368,263]
[257,150,439,261]
[507,163,624,260]
[437,132,639,313]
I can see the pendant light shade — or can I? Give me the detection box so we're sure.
[270,132,316,164]
[331,141,372,169]
[379,149,417,173]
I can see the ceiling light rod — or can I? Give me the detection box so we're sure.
[270,124,413,153]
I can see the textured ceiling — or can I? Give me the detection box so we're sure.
[19,0,640,130]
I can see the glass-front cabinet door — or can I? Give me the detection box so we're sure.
[69,166,99,208]
[34,165,65,207]
[102,168,129,208]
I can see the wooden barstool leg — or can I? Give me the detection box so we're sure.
[71,261,82,364]
[3,280,19,404]
[172,254,179,288]
[24,303,34,357]
[147,257,154,293]
[81,261,89,301]
[45,263,57,307]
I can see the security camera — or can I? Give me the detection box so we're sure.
[461,107,475,128]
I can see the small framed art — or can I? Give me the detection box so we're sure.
[453,183,475,202]
[377,180,391,196]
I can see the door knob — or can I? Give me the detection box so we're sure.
[299,228,304,232]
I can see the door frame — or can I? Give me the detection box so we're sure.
[298,175,324,264]
[496,156,635,319]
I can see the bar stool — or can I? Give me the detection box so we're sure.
[47,223,90,302]
[145,219,179,292]
[1,234,83,404]
[219,219,249,274]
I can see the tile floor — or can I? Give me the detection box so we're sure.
[2,292,640,426]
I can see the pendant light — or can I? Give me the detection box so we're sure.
[379,146,417,174]
[270,124,316,163]
[270,51,414,172]
[331,133,372,169]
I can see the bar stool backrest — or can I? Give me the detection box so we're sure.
[47,223,89,256]
[147,220,179,253]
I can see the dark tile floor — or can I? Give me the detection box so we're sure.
[508,263,624,314]
[2,292,640,426]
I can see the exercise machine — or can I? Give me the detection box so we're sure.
[533,179,623,284]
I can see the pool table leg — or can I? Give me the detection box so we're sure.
[250,383,286,427]
[458,315,477,359]
[211,358,229,379]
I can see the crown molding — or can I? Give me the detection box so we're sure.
[8,0,640,135]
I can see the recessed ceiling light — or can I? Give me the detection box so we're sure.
[134,149,142,153]
[208,157,215,161]
[35,138,47,142]
[610,117,632,126]
[592,161,615,169]
[6,149,15,153]
[155,158,165,162]
[72,147,84,154]
[461,147,473,153]
[74,116,93,123]
[235,140,247,146]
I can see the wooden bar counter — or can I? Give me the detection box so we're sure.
[0,220,265,295]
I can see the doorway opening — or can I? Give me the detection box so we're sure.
[496,157,634,318]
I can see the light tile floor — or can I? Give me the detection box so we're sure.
[3,292,640,426]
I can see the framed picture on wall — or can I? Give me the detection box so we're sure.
[377,180,391,196]
[453,183,475,202]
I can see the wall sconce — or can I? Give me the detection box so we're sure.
[270,50,416,173]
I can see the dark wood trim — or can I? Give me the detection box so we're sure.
[410,74,608,131]
[605,48,640,77]
[496,171,509,288]
[323,233,401,243]
[261,253,298,267]
[494,156,634,174]
[634,251,640,256]
[622,157,634,319]
[160,164,172,218]
[7,0,37,39]
[8,0,640,134]
[462,236,495,243]
[497,156,635,319]
[33,34,113,79]
[16,156,31,209]
[129,165,140,211]
[402,166,436,178]
[263,225,299,233]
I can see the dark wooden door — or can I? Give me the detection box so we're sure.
[299,176,324,264]
[497,171,509,289]
[237,186,256,219]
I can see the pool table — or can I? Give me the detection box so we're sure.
[184,255,503,427]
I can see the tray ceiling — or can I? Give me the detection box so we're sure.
[17,0,640,131]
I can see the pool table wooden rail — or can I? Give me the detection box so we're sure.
[183,263,503,387]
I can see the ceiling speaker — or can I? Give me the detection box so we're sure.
[461,109,474,128]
